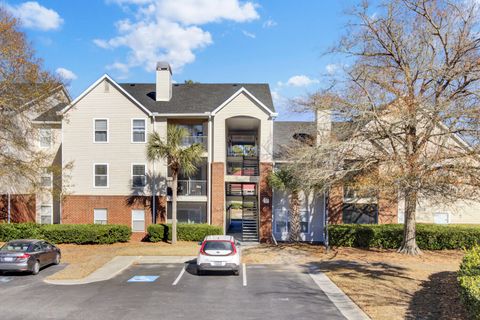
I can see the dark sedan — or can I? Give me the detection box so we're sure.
[0,240,61,275]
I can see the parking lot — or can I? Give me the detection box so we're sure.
[0,263,349,320]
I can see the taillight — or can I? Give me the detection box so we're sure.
[230,242,237,255]
[199,242,207,255]
[16,253,30,260]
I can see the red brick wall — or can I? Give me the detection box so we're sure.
[62,195,166,241]
[0,194,36,223]
[211,162,225,228]
[328,184,343,224]
[259,162,273,243]
[327,184,398,224]
[378,191,398,224]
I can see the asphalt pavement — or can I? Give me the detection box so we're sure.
[0,263,348,320]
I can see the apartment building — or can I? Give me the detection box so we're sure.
[0,85,71,225]
[59,62,286,242]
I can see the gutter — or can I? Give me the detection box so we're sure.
[151,112,211,118]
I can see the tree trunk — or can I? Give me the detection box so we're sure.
[398,189,421,255]
[171,172,178,244]
[289,190,301,243]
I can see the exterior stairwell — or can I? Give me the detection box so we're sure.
[241,196,259,242]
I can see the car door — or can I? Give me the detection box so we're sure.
[41,242,55,264]
[32,243,47,266]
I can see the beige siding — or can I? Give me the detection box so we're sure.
[398,197,480,224]
[212,91,273,163]
[63,79,152,196]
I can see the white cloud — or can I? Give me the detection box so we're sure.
[6,2,63,31]
[280,75,319,87]
[95,0,259,74]
[56,68,77,81]
[262,19,277,28]
[325,64,339,75]
[242,30,256,39]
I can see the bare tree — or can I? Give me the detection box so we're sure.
[0,7,63,195]
[292,0,480,255]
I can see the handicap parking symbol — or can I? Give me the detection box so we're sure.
[127,275,159,283]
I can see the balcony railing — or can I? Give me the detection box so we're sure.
[227,158,259,176]
[227,147,258,157]
[180,136,207,148]
[168,180,207,196]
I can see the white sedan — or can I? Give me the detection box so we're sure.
[196,235,240,276]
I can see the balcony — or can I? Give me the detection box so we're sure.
[167,180,207,196]
[180,135,207,148]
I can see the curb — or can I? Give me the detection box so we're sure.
[44,256,196,285]
[309,271,371,320]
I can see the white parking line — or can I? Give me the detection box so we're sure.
[172,264,186,286]
[242,263,247,286]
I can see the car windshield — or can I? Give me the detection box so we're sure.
[203,241,233,252]
[1,242,31,252]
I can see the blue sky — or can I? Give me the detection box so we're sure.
[3,0,356,120]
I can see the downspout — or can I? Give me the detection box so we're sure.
[324,191,329,252]
[7,192,11,224]
[207,115,212,225]
[152,115,157,224]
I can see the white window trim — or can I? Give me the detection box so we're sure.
[93,118,109,143]
[131,209,146,232]
[41,169,53,189]
[434,212,450,224]
[39,128,52,148]
[131,163,147,188]
[93,208,108,224]
[131,118,147,143]
[93,163,109,188]
[40,205,53,224]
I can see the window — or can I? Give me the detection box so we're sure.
[39,128,52,148]
[274,209,309,233]
[40,205,52,224]
[94,208,107,225]
[434,212,449,224]
[342,203,378,224]
[132,119,146,142]
[40,168,53,188]
[132,210,145,232]
[132,164,146,187]
[94,119,108,142]
[94,164,108,187]
[167,202,207,223]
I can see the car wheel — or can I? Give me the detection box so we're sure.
[233,270,240,276]
[31,261,40,275]
[197,269,204,276]
[53,254,60,265]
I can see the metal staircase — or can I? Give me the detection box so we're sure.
[241,196,258,242]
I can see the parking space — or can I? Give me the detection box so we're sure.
[0,264,65,287]
[0,262,348,320]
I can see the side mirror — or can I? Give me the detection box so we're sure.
[198,241,202,245]
[235,241,241,246]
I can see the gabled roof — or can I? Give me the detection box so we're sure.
[61,74,152,116]
[119,83,275,115]
[33,102,68,122]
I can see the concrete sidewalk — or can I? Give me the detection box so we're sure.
[44,256,196,285]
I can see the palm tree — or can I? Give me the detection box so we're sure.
[268,167,302,242]
[147,124,204,244]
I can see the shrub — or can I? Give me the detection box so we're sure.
[148,223,223,242]
[328,224,480,250]
[0,223,131,244]
[0,223,40,242]
[458,246,480,319]
[39,224,131,244]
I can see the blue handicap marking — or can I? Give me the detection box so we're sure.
[127,275,159,283]
[0,277,13,283]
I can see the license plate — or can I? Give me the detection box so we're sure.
[3,257,14,262]
[211,261,226,266]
